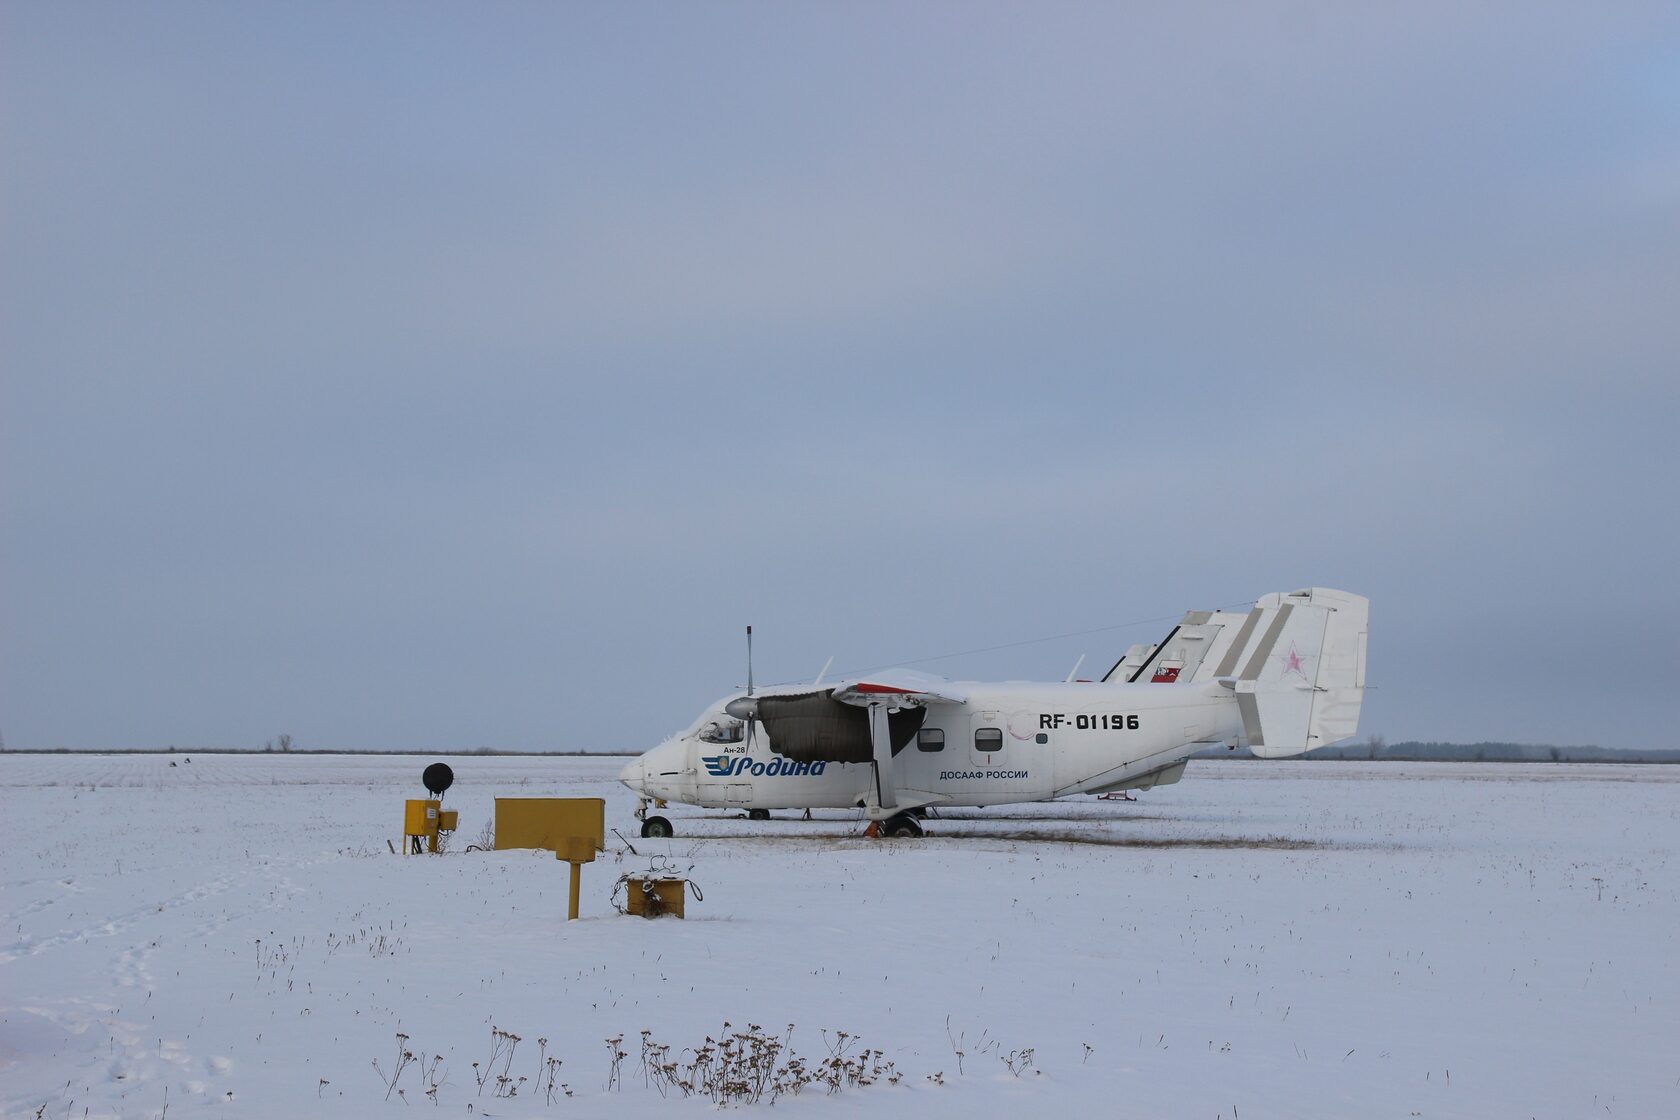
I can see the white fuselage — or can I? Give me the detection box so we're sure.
[620,681,1242,812]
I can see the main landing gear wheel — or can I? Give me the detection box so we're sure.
[641,816,673,839]
[881,813,924,839]
[747,808,770,821]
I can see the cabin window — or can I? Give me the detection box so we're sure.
[697,720,745,744]
[975,727,1003,752]
[917,728,945,753]
[1035,733,1049,744]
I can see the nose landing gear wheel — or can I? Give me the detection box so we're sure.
[641,815,673,839]
[881,813,924,839]
[747,808,770,821]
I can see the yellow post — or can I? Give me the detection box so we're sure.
[557,837,595,920]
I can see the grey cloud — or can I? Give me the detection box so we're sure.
[3,3,1676,753]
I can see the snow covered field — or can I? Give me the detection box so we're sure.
[4,754,1676,1119]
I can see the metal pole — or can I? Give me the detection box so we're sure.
[568,861,582,920]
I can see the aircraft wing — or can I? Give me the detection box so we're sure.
[828,668,969,708]
[825,669,966,818]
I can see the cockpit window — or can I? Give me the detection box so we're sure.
[698,719,745,744]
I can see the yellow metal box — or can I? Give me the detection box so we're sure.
[494,797,605,855]
[404,799,440,835]
[625,877,686,919]
[438,810,459,832]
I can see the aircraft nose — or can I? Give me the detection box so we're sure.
[618,756,646,791]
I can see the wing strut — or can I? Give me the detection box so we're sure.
[866,700,897,817]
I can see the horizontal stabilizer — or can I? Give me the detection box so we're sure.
[1232,682,1313,758]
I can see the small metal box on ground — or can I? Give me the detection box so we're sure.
[625,878,686,919]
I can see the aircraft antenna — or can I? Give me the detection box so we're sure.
[746,625,754,696]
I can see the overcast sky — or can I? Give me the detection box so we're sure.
[4,3,1677,753]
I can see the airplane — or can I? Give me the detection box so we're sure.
[619,587,1368,838]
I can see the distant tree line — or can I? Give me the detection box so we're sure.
[1197,738,1677,763]
[2,746,633,756]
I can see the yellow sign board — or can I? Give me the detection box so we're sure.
[494,797,605,858]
